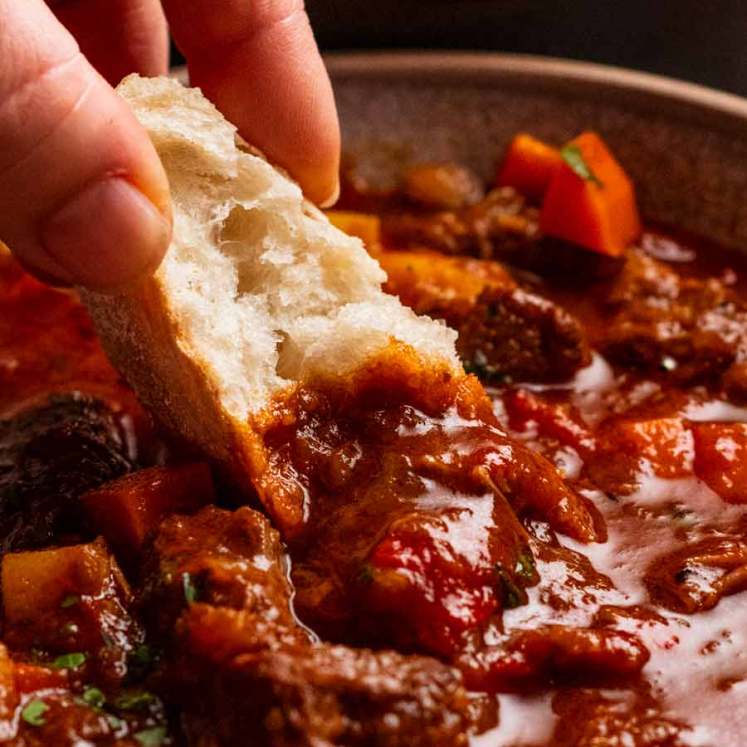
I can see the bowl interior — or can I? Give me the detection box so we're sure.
[328,53,747,250]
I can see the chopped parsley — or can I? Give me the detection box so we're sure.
[81,687,105,709]
[515,551,537,582]
[115,690,156,711]
[356,564,375,584]
[462,351,511,386]
[127,643,159,679]
[134,726,167,746]
[106,714,125,731]
[560,144,603,187]
[21,699,48,726]
[495,564,526,609]
[60,594,80,609]
[52,652,86,670]
[182,572,198,604]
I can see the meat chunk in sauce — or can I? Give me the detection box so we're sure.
[645,536,747,613]
[183,639,473,747]
[381,251,592,383]
[0,394,133,552]
[144,506,476,746]
[601,249,747,397]
[551,688,689,747]
[381,186,540,259]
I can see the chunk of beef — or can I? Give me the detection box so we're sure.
[144,507,475,746]
[645,537,747,613]
[182,632,471,747]
[600,250,747,396]
[381,251,591,383]
[0,394,133,552]
[381,187,539,259]
[458,625,650,692]
[141,505,303,645]
[551,687,689,747]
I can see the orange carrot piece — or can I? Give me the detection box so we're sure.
[326,210,382,248]
[81,462,215,560]
[540,131,641,257]
[496,134,563,200]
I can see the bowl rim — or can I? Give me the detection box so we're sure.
[325,50,747,136]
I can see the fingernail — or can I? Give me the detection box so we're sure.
[318,180,340,209]
[41,177,171,291]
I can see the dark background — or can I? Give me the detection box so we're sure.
[173,1,747,97]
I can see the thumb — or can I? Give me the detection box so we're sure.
[0,0,171,290]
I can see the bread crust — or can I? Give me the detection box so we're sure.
[81,279,261,486]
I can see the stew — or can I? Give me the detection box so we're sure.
[0,130,745,746]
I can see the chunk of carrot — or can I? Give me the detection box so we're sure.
[540,132,641,257]
[496,134,563,201]
[81,462,215,561]
[692,423,747,504]
[326,211,382,248]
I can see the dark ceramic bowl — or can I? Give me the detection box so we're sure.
[326,52,747,251]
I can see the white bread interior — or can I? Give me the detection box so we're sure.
[82,75,460,466]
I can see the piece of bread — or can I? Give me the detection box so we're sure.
[82,75,460,480]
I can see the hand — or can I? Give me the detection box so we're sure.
[0,0,340,290]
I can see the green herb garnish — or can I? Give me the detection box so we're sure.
[21,699,48,726]
[134,726,167,746]
[356,564,375,584]
[514,550,537,582]
[81,687,105,709]
[60,594,80,609]
[106,714,125,731]
[115,690,156,711]
[495,564,527,609]
[52,652,86,670]
[182,572,198,604]
[560,144,603,187]
[462,351,511,386]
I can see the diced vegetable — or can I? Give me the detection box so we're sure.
[540,131,641,256]
[1,539,141,685]
[326,211,382,248]
[692,423,747,503]
[496,134,563,200]
[2,541,113,625]
[51,652,86,671]
[403,163,484,210]
[81,463,214,561]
